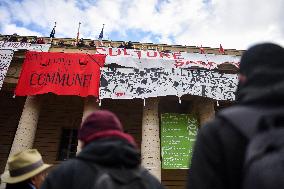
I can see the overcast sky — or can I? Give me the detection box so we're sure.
[0,0,283,50]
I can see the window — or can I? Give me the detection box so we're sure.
[57,128,78,161]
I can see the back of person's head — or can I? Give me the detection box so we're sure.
[237,43,284,105]
[239,43,284,76]
[78,110,137,147]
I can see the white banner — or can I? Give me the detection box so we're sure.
[0,41,51,52]
[0,50,14,90]
[100,68,238,101]
[95,47,240,69]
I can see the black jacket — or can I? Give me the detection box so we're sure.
[41,138,164,189]
[187,43,284,189]
[187,115,248,189]
[5,182,34,189]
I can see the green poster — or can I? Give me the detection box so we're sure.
[161,113,198,169]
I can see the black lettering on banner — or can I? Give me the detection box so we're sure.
[37,74,45,85]
[29,73,38,86]
[66,74,74,86]
[27,72,94,88]
[45,73,55,84]
[83,74,92,87]
[75,74,83,86]
[55,72,66,86]
[58,57,64,63]
[79,58,88,66]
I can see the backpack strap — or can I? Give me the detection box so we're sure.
[217,106,273,138]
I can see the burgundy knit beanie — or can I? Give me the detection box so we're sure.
[78,110,137,147]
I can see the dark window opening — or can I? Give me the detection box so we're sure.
[57,128,78,161]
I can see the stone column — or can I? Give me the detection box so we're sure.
[5,96,41,166]
[82,97,99,121]
[196,98,215,127]
[76,97,99,154]
[141,98,161,181]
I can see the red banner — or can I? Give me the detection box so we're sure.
[15,51,106,97]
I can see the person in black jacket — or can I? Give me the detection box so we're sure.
[187,43,284,189]
[41,110,164,189]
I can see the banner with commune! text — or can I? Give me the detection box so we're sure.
[15,51,106,97]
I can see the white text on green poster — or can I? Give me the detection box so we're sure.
[161,113,198,169]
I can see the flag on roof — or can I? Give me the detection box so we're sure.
[76,22,81,43]
[50,22,56,38]
[98,24,105,46]
[98,24,104,40]
[200,45,205,54]
[219,44,225,54]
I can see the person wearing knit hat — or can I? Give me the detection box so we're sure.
[41,110,164,189]
[77,110,137,148]
[1,149,51,189]
[187,43,284,189]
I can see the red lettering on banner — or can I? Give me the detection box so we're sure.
[184,60,191,66]
[174,60,185,67]
[159,52,171,58]
[196,61,205,66]
[208,62,214,67]
[134,50,142,59]
[177,60,210,69]
[95,48,106,54]
[15,51,106,97]
[147,51,158,57]
[115,92,125,97]
[109,48,121,56]
[123,48,130,56]
[173,52,184,60]
[174,59,214,68]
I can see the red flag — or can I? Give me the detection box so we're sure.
[219,44,225,54]
[200,45,205,54]
[15,51,106,97]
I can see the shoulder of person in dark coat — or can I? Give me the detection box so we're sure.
[41,158,164,189]
[41,158,97,189]
[187,116,247,189]
[140,168,165,189]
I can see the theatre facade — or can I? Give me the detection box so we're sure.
[0,35,241,189]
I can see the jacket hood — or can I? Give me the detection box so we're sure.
[77,137,141,168]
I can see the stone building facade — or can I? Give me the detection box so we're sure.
[0,35,241,188]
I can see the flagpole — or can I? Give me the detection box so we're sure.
[76,22,81,44]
